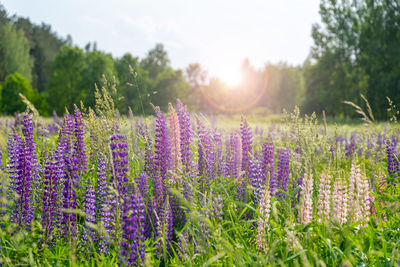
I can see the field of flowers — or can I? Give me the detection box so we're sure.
[0,96,399,266]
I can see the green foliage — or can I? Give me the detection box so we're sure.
[0,22,33,82]
[185,63,208,110]
[150,68,190,111]
[47,46,86,114]
[140,43,170,79]
[114,53,142,114]
[305,0,400,119]
[0,4,9,25]
[263,63,305,114]
[14,17,67,92]
[81,49,117,108]
[0,72,35,114]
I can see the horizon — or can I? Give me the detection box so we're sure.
[1,0,320,86]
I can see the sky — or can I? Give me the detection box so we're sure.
[2,0,320,86]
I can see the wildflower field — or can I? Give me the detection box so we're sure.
[0,96,399,266]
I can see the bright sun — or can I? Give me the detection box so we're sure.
[219,68,242,88]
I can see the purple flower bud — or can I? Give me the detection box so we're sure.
[83,183,96,246]
[386,139,399,181]
[110,132,129,198]
[42,155,58,242]
[96,155,112,254]
[7,131,34,228]
[262,139,276,193]
[153,106,171,211]
[240,118,253,175]
[74,105,87,174]
[121,189,146,265]
[277,148,290,197]
[176,99,194,174]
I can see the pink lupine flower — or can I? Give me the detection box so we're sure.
[351,163,370,226]
[300,172,313,225]
[349,162,358,210]
[332,179,348,225]
[168,103,181,182]
[257,187,271,252]
[356,173,370,227]
[317,172,331,223]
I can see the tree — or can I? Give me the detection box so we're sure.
[0,4,9,25]
[305,0,400,119]
[115,53,151,114]
[140,43,169,79]
[140,44,190,112]
[47,46,86,114]
[185,63,207,109]
[1,72,35,114]
[0,22,33,82]
[14,17,67,92]
[80,49,117,108]
[150,67,190,111]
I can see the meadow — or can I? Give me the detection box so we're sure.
[0,93,399,267]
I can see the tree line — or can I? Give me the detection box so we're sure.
[0,1,399,119]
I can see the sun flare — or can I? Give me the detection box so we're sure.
[218,67,242,88]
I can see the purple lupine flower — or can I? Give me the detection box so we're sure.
[54,144,65,238]
[141,126,156,176]
[213,130,223,177]
[96,155,112,254]
[7,131,33,228]
[62,155,78,241]
[386,139,399,181]
[156,200,173,256]
[153,106,171,211]
[74,105,87,174]
[206,128,217,178]
[277,148,290,197]
[345,133,357,158]
[121,190,146,265]
[168,103,181,175]
[197,120,206,177]
[58,114,74,154]
[197,119,214,187]
[7,132,21,194]
[240,117,253,175]
[211,194,224,219]
[336,136,345,147]
[224,135,231,178]
[377,134,384,148]
[21,139,34,227]
[227,133,241,178]
[84,183,96,246]
[42,156,58,242]
[176,99,194,173]
[135,173,149,201]
[237,180,246,203]
[22,113,39,212]
[249,159,264,204]
[237,118,252,202]
[170,192,185,229]
[134,173,152,238]
[110,133,129,198]
[22,113,36,158]
[262,139,276,193]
